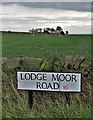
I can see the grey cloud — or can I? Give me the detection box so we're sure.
[54,16,90,22]
[71,16,90,21]
[2,14,90,25]
[1,0,92,2]
[2,2,91,12]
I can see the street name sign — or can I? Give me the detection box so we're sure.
[17,72,81,92]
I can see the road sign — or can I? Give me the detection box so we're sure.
[17,72,81,92]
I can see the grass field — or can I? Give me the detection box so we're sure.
[2,33,91,59]
[2,32,92,119]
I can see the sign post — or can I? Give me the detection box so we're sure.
[28,90,33,109]
[17,72,81,108]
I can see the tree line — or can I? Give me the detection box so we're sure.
[29,26,69,36]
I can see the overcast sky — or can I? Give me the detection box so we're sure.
[0,2,92,34]
[1,0,92,2]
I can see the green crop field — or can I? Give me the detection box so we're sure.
[2,32,91,59]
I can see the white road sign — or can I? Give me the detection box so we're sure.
[17,72,81,92]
